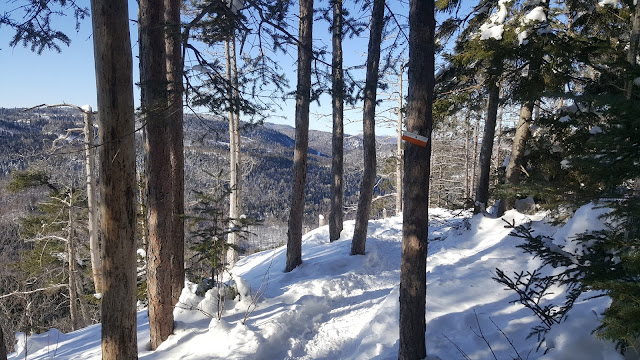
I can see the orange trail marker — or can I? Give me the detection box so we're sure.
[401,131,429,147]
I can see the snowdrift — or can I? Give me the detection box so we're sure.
[8,206,622,359]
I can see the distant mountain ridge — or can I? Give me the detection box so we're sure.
[0,107,396,228]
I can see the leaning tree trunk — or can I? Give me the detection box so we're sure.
[140,0,174,350]
[83,108,102,294]
[399,0,434,358]
[90,0,138,356]
[351,0,385,256]
[474,69,501,214]
[505,1,547,205]
[329,0,345,242]
[165,0,185,305]
[286,0,313,272]
[505,101,534,186]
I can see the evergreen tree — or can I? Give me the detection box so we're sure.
[494,0,640,353]
[399,0,434,357]
[351,0,386,256]
[286,0,313,272]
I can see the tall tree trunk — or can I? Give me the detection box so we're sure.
[351,0,385,256]
[399,0,434,357]
[472,115,479,195]
[396,63,404,215]
[329,0,345,242]
[165,0,185,305]
[83,108,102,294]
[140,0,173,350]
[474,70,501,214]
[286,0,313,272]
[230,32,242,266]
[464,111,471,201]
[505,2,547,200]
[68,202,80,331]
[226,32,241,266]
[90,0,138,356]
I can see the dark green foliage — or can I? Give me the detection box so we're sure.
[0,0,89,54]
[185,173,261,283]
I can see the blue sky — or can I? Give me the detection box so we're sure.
[0,0,408,137]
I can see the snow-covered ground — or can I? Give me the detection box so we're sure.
[8,205,623,359]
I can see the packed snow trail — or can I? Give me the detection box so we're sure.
[9,206,622,359]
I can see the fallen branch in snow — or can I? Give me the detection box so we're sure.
[174,301,216,319]
[0,284,68,300]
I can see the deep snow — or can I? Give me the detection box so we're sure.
[8,205,623,359]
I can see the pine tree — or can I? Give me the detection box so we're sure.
[286,0,314,272]
[494,0,640,352]
[351,0,386,255]
[329,0,345,243]
[165,0,186,307]
[399,0,434,357]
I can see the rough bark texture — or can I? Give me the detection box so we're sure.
[140,0,173,350]
[396,64,404,215]
[351,0,385,256]
[90,0,138,357]
[505,101,533,186]
[329,0,344,242]
[399,1,434,358]
[286,0,313,272]
[83,109,102,294]
[165,0,185,306]
[474,70,500,214]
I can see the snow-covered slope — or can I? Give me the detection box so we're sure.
[8,206,622,359]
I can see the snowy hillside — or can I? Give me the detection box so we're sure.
[8,206,622,360]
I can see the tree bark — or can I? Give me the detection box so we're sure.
[286,0,313,272]
[68,201,80,331]
[505,101,533,186]
[474,70,500,214]
[226,32,241,266]
[464,111,471,201]
[396,63,404,215]
[329,0,345,242]
[351,0,385,256]
[165,0,185,306]
[399,0,434,358]
[139,0,174,350]
[83,108,102,294]
[90,0,138,357]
